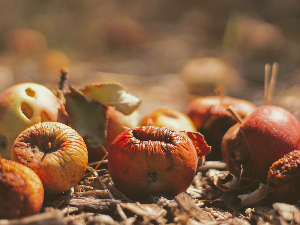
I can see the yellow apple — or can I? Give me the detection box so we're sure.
[0,82,69,159]
[141,108,197,132]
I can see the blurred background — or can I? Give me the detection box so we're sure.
[1,0,300,118]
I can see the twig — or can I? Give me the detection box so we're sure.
[86,166,128,220]
[58,67,69,93]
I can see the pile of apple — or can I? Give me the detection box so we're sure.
[1,62,300,219]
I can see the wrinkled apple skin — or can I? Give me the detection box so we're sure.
[108,126,199,201]
[11,122,88,195]
[222,105,300,183]
[187,96,256,161]
[141,108,197,132]
[0,158,44,219]
[0,82,69,159]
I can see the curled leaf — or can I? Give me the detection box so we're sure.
[238,183,270,206]
[64,86,108,148]
[181,131,211,158]
[80,82,141,115]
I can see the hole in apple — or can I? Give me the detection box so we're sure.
[0,135,8,154]
[21,103,33,119]
[25,88,36,97]
[40,112,51,122]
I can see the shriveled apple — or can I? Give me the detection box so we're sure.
[11,122,88,195]
[0,82,69,159]
[0,158,44,219]
[108,126,210,200]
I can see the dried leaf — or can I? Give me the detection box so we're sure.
[80,82,141,115]
[64,86,107,148]
[181,131,211,158]
[238,183,270,206]
[214,173,240,192]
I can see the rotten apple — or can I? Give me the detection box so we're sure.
[141,108,197,132]
[108,126,210,201]
[186,95,256,161]
[221,105,300,183]
[267,150,300,203]
[0,82,69,159]
[0,158,44,219]
[11,122,88,195]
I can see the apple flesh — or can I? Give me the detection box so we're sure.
[141,108,197,132]
[186,96,256,161]
[108,126,208,201]
[0,82,69,159]
[11,122,88,195]
[0,158,44,219]
[221,105,300,183]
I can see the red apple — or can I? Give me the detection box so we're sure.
[0,82,69,159]
[11,122,88,195]
[108,126,210,201]
[0,158,44,219]
[141,108,197,132]
[186,96,256,161]
[221,105,300,183]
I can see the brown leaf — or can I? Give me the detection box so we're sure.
[181,131,211,158]
[80,82,141,115]
[64,86,108,148]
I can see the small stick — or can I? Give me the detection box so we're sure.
[264,64,271,105]
[58,67,69,92]
[86,166,128,220]
[266,63,279,105]
[227,105,243,124]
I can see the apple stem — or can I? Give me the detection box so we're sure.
[264,64,271,105]
[264,63,279,105]
[227,105,243,124]
[58,67,69,93]
[214,84,225,105]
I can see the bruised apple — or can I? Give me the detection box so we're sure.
[11,122,88,195]
[186,96,256,161]
[0,158,44,219]
[0,82,69,159]
[108,126,210,200]
[141,108,197,132]
[221,105,300,183]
